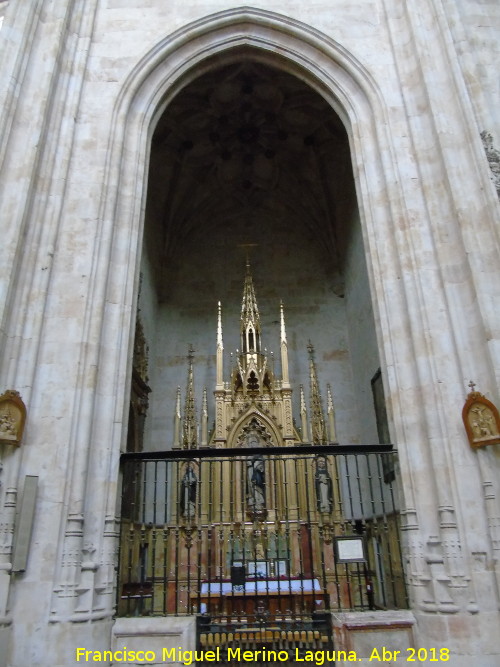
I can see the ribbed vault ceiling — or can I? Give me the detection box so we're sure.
[145,60,354,295]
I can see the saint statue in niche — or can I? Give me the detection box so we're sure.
[180,464,197,519]
[315,456,333,513]
[247,455,266,514]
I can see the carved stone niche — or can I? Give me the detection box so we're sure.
[462,387,500,449]
[0,390,26,446]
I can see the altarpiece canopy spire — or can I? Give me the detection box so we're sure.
[182,345,198,449]
[308,341,328,445]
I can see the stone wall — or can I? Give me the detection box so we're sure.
[139,207,367,450]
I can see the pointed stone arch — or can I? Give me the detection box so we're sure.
[87,8,423,625]
[228,408,284,449]
[98,5,403,464]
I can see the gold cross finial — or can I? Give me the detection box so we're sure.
[468,380,476,392]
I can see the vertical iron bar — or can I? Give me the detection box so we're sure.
[162,524,168,615]
[196,525,202,616]
[375,452,387,515]
[141,460,147,524]
[364,453,377,610]
[148,461,158,614]
[377,453,403,607]
[207,458,214,620]
[141,461,148,615]
[282,451,293,624]
[197,457,204,617]
[375,453,396,606]
[229,452,235,524]
[387,453,408,607]
[174,460,181,616]
[293,456,305,622]
[354,454,364,516]
[272,454,283,624]
[366,453,376,517]
[330,454,342,611]
[152,460,158,524]
[344,454,355,519]
[218,457,224,621]
[344,561,353,608]
[303,454,315,623]
[318,455,330,613]
[227,455,235,621]
[353,454,365,610]
[238,453,245,630]
[186,465,193,617]
[162,459,170,615]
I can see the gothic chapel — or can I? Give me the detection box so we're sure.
[0,1,499,665]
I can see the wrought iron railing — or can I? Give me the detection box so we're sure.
[117,444,407,628]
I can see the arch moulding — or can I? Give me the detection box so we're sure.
[93,5,418,565]
[227,408,284,449]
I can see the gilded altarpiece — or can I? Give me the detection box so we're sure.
[118,268,406,624]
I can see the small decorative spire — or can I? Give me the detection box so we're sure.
[280,301,287,345]
[240,261,261,354]
[280,301,290,387]
[300,384,308,443]
[182,345,198,449]
[201,387,208,447]
[327,384,337,443]
[308,341,327,445]
[468,380,476,393]
[173,386,181,449]
[216,302,224,389]
[217,301,223,349]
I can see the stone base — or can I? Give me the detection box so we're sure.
[0,624,11,667]
[111,617,196,666]
[332,610,415,665]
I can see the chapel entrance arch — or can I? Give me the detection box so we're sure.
[117,37,407,619]
[110,11,410,647]
[105,8,403,465]
[134,53,384,454]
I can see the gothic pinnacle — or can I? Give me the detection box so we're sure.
[308,341,327,445]
[182,345,198,449]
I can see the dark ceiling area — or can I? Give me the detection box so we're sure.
[145,60,356,295]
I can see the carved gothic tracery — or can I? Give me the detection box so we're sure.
[238,417,272,449]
